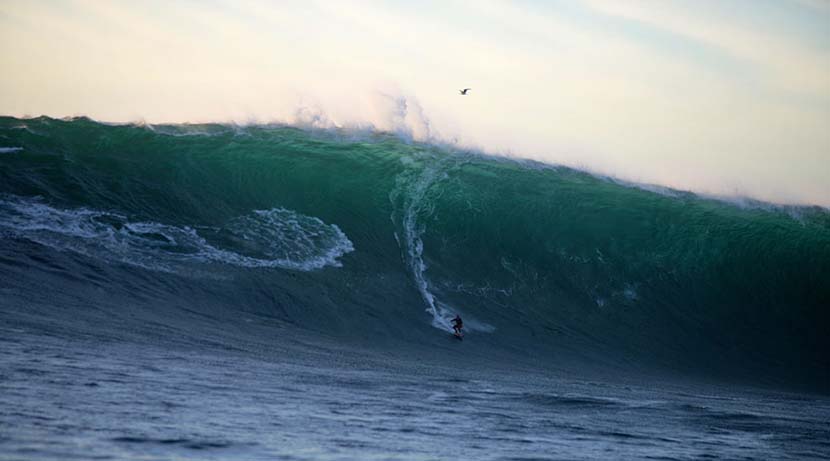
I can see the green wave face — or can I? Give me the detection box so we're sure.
[1,116,828,390]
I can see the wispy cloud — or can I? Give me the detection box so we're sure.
[581,0,830,98]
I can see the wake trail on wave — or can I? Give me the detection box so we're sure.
[391,152,495,334]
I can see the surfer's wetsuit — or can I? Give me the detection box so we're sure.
[451,316,463,334]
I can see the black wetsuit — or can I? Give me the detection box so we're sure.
[452,318,463,334]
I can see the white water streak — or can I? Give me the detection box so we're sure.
[393,153,494,333]
[0,196,354,274]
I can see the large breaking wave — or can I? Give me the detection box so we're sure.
[1,116,828,391]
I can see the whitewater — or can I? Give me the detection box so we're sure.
[1,116,828,460]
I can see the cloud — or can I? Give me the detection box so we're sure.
[580,0,830,98]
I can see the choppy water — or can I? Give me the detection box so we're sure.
[2,326,828,461]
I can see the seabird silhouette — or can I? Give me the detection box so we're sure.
[459,88,471,95]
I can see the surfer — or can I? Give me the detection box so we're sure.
[451,315,463,335]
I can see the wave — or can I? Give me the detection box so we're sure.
[1,115,828,391]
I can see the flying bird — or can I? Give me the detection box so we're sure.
[459,88,471,95]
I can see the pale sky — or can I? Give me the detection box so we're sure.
[2,0,829,206]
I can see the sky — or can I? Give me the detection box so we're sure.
[1,0,829,206]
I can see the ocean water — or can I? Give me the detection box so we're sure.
[1,116,828,460]
[3,326,829,461]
